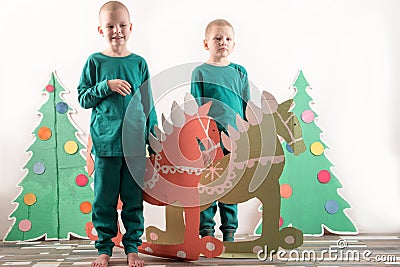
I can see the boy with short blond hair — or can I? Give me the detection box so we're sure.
[77,1,157,266]
[191,19,250,242]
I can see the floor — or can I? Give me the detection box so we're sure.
[0,234,399,266]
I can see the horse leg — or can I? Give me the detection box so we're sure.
[257,181,281,253]
[146,204,185,244]
[222,181,281,254]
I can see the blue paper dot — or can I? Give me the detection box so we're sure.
[56,102,68,114]
[286,143,294,153]
[325,200,339,214]
[33,162,45,175]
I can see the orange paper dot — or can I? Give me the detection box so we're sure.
[80,201,92,214]
[24,193,37,206]
[280,184,292,198]
[64,141,78,155]
[310,141,324,156]
[38,126,52,141]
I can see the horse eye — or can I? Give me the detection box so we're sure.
[294,123,297,126]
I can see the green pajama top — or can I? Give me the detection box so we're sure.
[77,52,158,156]
[191,63,250,133]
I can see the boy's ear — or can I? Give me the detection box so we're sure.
[203,39,209,50]
[98,26,103,36]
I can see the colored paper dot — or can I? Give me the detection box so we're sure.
[150,232,159,241]
[64,141,78,155]
[279,217,283,228]
[19,219,32,232]
[284,235,295,245]
[76,174,89,187]
[280,184,292,198]
[325,200,339,214]
[24,193,37,206]
[80,201,92,214]
[56,102,68,114]
[38,126,52,141]
[33,162,46,175]
[301,110,315,123]
[310,141,324,156]
[46,85,54,93]
[286,143,294,153]
[318,170,331,183]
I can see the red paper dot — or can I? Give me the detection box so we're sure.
[19,219,32,232]
[318,170,331,183]
[279,217,283,227]
[76,174,89,187]
[46,85,54,92]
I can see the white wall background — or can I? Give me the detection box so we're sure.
[1,0,399,239]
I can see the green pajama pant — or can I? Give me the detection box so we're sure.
[92,156,145,256]
[200,202,238,241]
[199,131,238,241]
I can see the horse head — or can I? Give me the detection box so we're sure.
[149,93,221,170]
[262,91,306,156]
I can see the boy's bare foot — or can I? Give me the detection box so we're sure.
[127,252,144,267]
[91,254,110,267]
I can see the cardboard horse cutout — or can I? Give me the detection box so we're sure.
[86,91,306,259]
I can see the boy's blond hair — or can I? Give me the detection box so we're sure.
[205,19,234,38]
[99,1,130,20]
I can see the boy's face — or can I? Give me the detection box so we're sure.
[98,8,132,48]
[204,25,235,61]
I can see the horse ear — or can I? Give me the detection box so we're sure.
[278,99,294,113]
[261,91,278,114]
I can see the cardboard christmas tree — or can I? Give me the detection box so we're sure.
[5,72,93,241]
[256,71,357,235]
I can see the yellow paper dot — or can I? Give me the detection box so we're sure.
[24,193,37,206]
[64,141,78,155]
[310,142,324,156]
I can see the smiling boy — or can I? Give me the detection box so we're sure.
[77,1,157,266]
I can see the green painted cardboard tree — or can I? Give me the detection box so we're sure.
[5,72,93,241]
[255,70,357,235]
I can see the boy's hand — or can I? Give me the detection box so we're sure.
[107,79,132,96]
